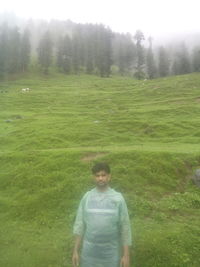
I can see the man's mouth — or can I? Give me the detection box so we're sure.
[98,181,105,185]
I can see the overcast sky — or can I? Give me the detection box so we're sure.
[1,0,200,39]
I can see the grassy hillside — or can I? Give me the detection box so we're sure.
[0,73,200,266]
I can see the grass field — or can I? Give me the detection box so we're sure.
[0,72,200,266]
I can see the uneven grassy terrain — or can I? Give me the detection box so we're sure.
[0,72,200,266]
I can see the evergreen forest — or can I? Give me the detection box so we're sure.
[0,16,200,79]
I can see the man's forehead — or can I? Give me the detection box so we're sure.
[95,170,109,175]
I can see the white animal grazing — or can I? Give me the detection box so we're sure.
[21,88,30,92]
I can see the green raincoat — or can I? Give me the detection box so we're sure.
[73,187,132,267]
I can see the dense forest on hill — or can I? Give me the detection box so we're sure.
[0,13,200,79]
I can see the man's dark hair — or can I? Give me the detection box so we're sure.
[92,162,111,174]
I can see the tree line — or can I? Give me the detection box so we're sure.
[0,18,200,79]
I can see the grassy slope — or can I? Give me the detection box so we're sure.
[0,72,200,266]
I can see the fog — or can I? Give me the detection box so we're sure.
[0,0,200,79]
[1,0,200,45]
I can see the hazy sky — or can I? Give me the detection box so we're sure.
[1,0,200,38]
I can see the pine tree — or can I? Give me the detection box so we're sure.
[172,59,179,75]
[113,33,136,75]
[0,24,9,78]
[158,46,170,77]
[8,27,21,73]
[124,34,136,73]
[146,37,157,79]
[85,25,95,74]
[71,34,81,74]
[57,35,72,74]
[102,28,113,77]
[20,29,31,72]
[180,44,191,74]
[37,31,53,74]
[62,35,72,74]
[86,41,94,74]
[94,25,112,77]
[172,43,191,75]
[56,36,63,71]
[192,46,200,72]
[118,42,126,75]
[134,30,145,79]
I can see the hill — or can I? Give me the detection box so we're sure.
[0,73,200,266]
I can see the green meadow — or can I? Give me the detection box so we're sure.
[0,72,200,266]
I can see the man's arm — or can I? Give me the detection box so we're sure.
[72,235,82,267]
[72,194,87,267]
[119,195,132,267]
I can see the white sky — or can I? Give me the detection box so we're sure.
[1,0,200,38]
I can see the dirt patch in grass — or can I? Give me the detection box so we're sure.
[81,152,108,162]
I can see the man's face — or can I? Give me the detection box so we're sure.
[94,170,111,190]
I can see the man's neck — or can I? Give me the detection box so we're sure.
[96,186,109,192]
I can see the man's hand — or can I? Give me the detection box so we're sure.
[72,250,79,267]
[120,254,130,267]
[72,235,82,267]
[120,245,130,267]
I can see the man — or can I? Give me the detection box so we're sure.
[72,162,132,267]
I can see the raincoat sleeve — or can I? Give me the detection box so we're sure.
[73,193,87,236]
[119,194,132,246]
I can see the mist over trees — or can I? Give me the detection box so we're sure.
[0,14,200,79]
